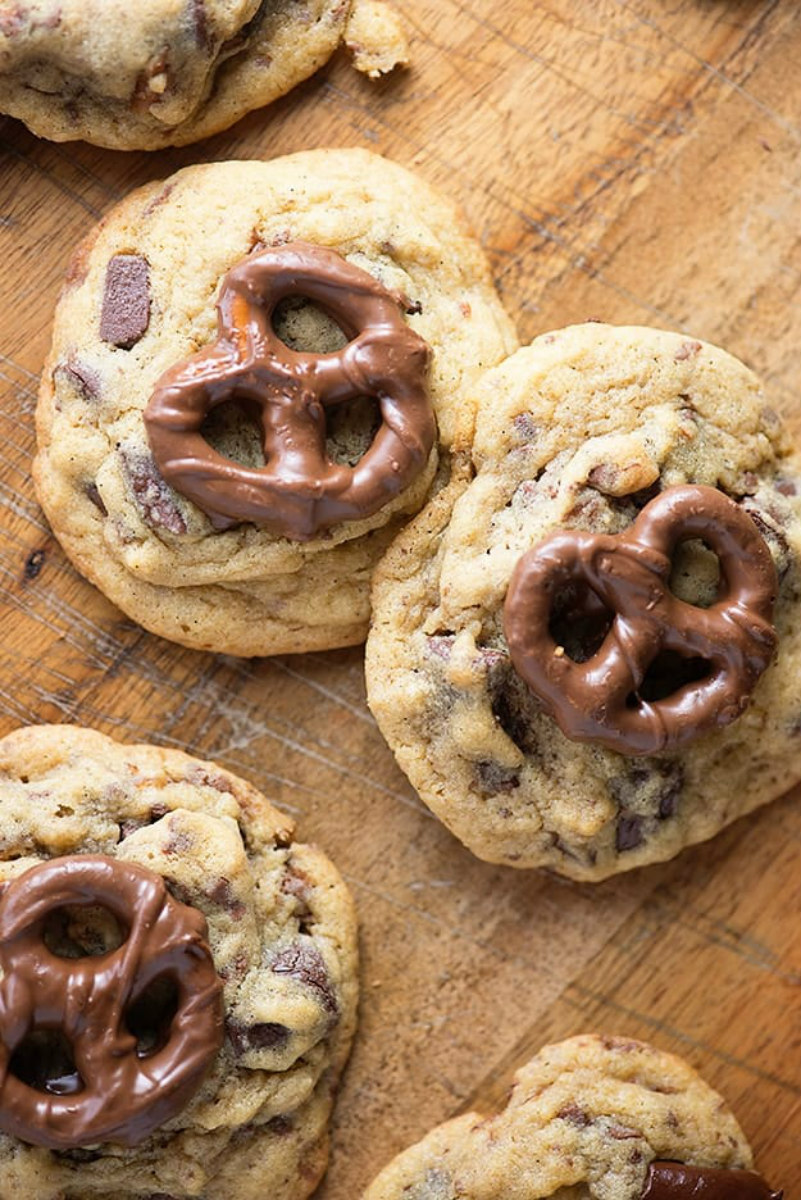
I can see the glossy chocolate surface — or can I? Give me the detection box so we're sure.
[144,241,434,540]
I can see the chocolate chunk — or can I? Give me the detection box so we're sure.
[616,813,645,852]
[557,1104,591,1126]
[476,760,520,795]
[191,0,211,49]
[55,356,101,403]
[83,482,108,515]
[206,877,246,920]
[741,497,791,580]
[642,1163,781,1200]
[609,761,684,823]
[227,1021,289,1055]
[120,448,187,535]
[271,942,338,1016]
[185,765,234,793]
[100,255,151,349]
[142,183,175,219]
[164,829,192,855]
[281,869,313,926]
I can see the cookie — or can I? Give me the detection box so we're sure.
[0,724,358,1200]
[366,324,801,879]
[0,0,409,150]
[34,149,518,657]
[362,1034,779,1200]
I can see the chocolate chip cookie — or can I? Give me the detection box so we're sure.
[34,149,518,656]
[362,1034,778,1200]
[0,723,358,1199]
[0,0,409,149]
[366,324,801,878]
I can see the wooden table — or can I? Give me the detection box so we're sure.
[1,1,800,1194]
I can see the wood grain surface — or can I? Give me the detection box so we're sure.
[1,1,800,1194]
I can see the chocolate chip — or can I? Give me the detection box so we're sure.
[116,819,141,842]
[674,340,702,361]
[120,448,187,535]
[405,298,423,316]
[185,765,233,793]
[164,830,192,855]
[557,1104,591,1126]
[84,482,108,515]
[281,869,313,926]
[475,761,520,795]
[55,356,101,403]
[207,877,246,920]
[609,761,683,823]
[616,813,644,852]
[23,547,46,581]
[741,497,792,579]
[776,478,798,497]
[227,1021,289,1055]
[588,463,622,493]
[271,942,337,1016]
[191,0,211,49]
[142,183,175,219]
[218,952,249,983]
[100,255,151,349]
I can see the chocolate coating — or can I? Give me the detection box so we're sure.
[143,241,434,540]
[504,485,778,755]
[643,1162,781,1200]
[0,855,223,1149]
[100,254,151,349]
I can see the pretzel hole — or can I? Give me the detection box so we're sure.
[627,651,711,706]
[272,297,347,354]
[549,580,614,662]
[201,396,266,468]
[126,975,180,1058]
[9,1031,82,1095]
[668,538,721,608]
[326,395,382,467]
[43,904,125,958]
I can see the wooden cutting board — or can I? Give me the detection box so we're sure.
[1,1,800,1194]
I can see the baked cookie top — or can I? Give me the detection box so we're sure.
[0,0,409,149]
[0,724,358,1200]
[33,149,518,656]
[366,324,801,879]
[363,1035,763,1200]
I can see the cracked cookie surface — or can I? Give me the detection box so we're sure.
[0,723,358,1200]
[362,1035,755,1200]
[34,149,518,656]
[366,324,801,879]
[0,0,409,149]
